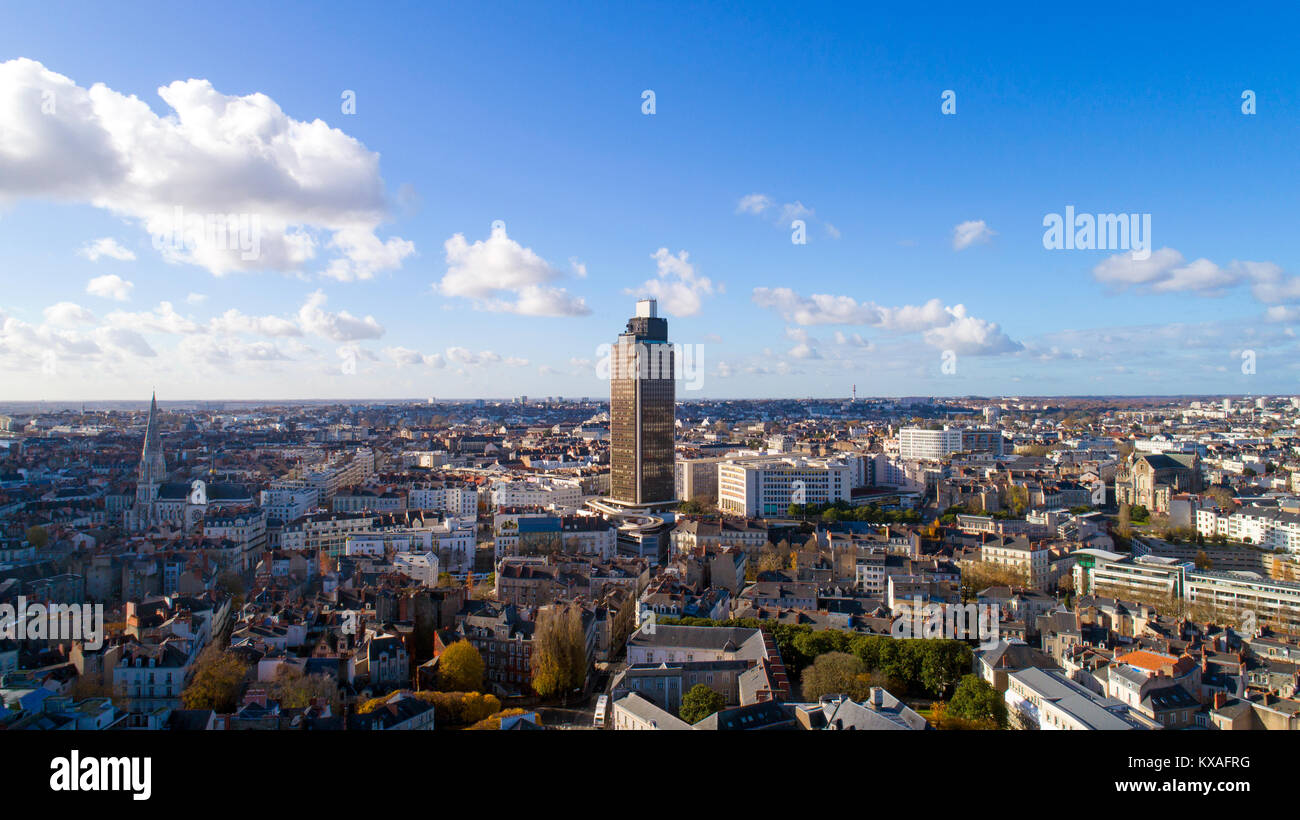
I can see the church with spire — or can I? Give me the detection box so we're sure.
[125,392,257,533]
[126,392,169,532]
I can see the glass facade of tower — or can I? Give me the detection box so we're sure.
[609,300,676,506]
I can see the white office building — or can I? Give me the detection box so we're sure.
[897,427,963,461]
[717,456,850,517]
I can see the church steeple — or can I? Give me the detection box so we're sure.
[138,391,166,486]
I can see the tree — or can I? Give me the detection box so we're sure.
[1204,486,1239,512]
[1001,485,1029,516]
[25,525,49,549]
[793,630,853,661]
[437,640,485,692]
[268,667,340,710]
[419,691,500,724]
[756,540,792,575]
[960,561,1029,599]
[1117,502,1132,538]
[358,690,502,724]
[918,641,973,697]
[842,636,971,699]
[946,675,1007,729]
[678,496,717,515]
[1014,444,1050,458]
[181,646,249,712]
[466,707,539,730]
[800,651,876,701]
[930,700,993,730]
[679,683,726,724]
[530,604,588,700]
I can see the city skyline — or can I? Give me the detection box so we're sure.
[5,4,1300,401]
[6,2,1300,788]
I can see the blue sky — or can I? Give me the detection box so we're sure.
[3,2,1300,400]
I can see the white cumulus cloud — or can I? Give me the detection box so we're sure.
[43,302,96,326]
[952,220,994,250]
[86,273,134,301]
[751,287,1020,355]
[0,58,413,279]
[78,237,135,262]
[628,248,717,317]
[438,222,589,316]
[297,290,384,341]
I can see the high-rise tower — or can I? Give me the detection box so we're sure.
[608,298,676,509]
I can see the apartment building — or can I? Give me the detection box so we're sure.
[202,508,267,573]
[333,488,407,513]
[979,536,1052,590]
[1005,667,1148,730]
[1105,649,1202,729]
[490,477,583,511]
[392,552,439,586]
[496,515,617,560]
[274,453,370,505]
[868,453,940,493]
[1184,569,1300,633]
[1196,505,1300,553]
[408,483,479,517]
[488,478,582,509]
[853,549,888,595]
[259,486,319,523]
[449,603,535,694]
[110,640,195,719]
[345,529,434,556]
[280,512,378,557]
[670,518,768,555]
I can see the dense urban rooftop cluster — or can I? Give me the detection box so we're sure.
[1,392,1299,731]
